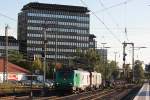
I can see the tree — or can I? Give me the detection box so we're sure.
[74,49,102,70]
[47,62,55,79]
[74,49,107,78]
[134,60,144,83]
[32,56,43,72]
[8,50,31,70]
[8,50,24,64]
[73,48,120,80]
[107,61,119,80]
[124,64,132,82]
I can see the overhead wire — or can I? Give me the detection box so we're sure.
[94,0,133,13]
[0,12,17,37]
[124,0,129,41]
[80,0,122,44]
[0,12,17,22]
[98,0,129,42]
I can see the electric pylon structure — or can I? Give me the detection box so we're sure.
[122,42,134,82]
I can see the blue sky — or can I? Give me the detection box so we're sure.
[0,0,150,65]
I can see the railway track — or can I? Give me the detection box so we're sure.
[91,89,122,100]
[34,96,59,100]
[52,84,134,100]
[0,84,136,100]
[52,89,113,100]
[0,89,124,100]
[79,89,115,100]
[33,89,105,100]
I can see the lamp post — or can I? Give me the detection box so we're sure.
[3,25,9,83]
[54,22,58,80]
[42,22,48,96]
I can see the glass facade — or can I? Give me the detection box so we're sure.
[0,36,19,57]
[18,3,95,63]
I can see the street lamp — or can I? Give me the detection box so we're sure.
[101,43,107,49]
[42,22,48,96]
[3,25,9,83]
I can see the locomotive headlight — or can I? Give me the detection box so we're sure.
[56,83,59,85]
[72,87,76,90]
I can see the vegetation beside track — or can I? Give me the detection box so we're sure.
[0,83,46,96]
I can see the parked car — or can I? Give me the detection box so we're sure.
[19,80,42,86]
[45,79,54,88]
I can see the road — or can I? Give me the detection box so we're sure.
[134,83,150,100]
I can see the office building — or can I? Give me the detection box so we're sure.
[97,49,108,62]
[18,2,95,64]
[0,36,19,57]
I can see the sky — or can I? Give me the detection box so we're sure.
[0,0,150,66]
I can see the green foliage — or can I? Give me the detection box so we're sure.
[8,50,24,63]
[74,49,101,70]
[8,50,31,71]
[0,83,44,94]
[124,64,132,82]
[46,62,55,79]
[74,49,119,80]
[134,60,144,82]
[32,56,42,71]
[106,61,120,80]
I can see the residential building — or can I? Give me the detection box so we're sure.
[0,58,30,82]
[0,36,19,57]
[18,2,95,64]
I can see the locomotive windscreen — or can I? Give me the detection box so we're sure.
[56,70,74,81]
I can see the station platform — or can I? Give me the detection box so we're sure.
[134,83,150,100]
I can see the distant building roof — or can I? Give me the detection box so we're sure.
[89,34,96,40]
[0,58,30,74]
[22,2,89,13]
[0,36,18,43]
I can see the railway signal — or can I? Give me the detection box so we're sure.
[122,42,134,82]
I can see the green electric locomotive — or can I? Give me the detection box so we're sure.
[55,69,90,92]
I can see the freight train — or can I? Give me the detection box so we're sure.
[55,68,102,92]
